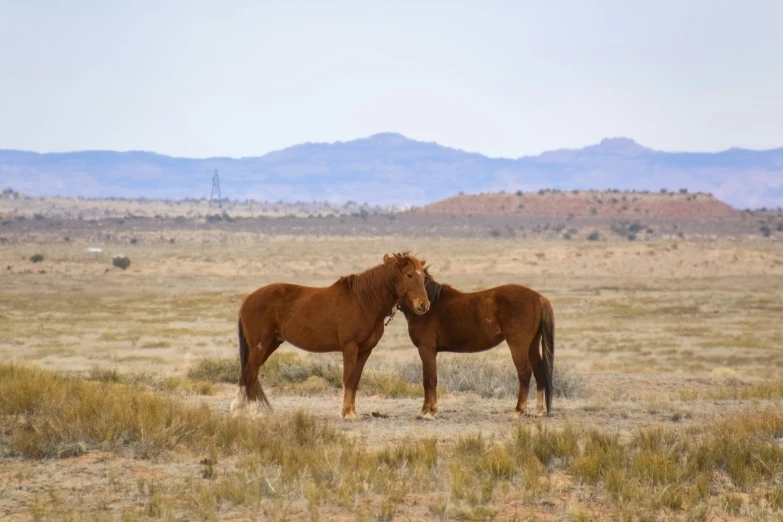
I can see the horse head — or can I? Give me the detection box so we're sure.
[383,252,430,315]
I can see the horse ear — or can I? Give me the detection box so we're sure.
[419,258,427,267]
[383,254,391,263]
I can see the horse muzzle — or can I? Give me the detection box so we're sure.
[414,301,430,315]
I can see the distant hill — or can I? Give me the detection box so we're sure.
[418,189,742,221]
[2,133,782,208]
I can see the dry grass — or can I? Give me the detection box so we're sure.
[2,363,783,520]
[568,416,783,516]
[187,353,586,401]
[186,356,237,383]
[397,357,587,400]
[679,380,783,401]
[187,353,421,398]
[87,366,215,396]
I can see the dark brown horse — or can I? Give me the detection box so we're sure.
[231,252,430,419]
[399,269,555,419]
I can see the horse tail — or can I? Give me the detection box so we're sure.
[237,317,271,410]
[238,318,249,388]
[539,296,555,414]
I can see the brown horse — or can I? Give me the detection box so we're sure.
[231,252,430,419]
[399,268,555,419]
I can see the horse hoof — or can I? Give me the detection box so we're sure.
[416,411,436,420]
[532,410,546,418]
[230,388,247,417]
[342,411,359,421]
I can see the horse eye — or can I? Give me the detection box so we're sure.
[407,273,412,278]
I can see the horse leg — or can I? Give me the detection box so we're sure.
[417,346,438,420]
[341,341,359,420]
[508,338,534,416]
[528,331,547,416]
[244,337,282,414]
[349,348,373,417]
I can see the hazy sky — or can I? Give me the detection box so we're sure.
[1,1,781,158]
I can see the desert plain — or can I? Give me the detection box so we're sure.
[1,199,782,521]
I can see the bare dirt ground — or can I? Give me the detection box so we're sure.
[1,222,782,521]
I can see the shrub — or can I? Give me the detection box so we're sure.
[587,231,600,241]
[396,357,515,398]
[760,225,772,237]
[397,358,586,400]
[628,222,644,233]
[553,364,587,399]
[112,256,131,270]
[29,254,44,263]
[187,357,237,383]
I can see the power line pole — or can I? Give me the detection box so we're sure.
[201,169,225,254]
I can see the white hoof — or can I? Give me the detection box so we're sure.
[230,387,247,417]
[417,411,435,420]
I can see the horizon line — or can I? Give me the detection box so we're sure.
[2,132,782,160]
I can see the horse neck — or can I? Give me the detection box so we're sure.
[348,262,399,315]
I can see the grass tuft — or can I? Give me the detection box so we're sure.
[398,357,587,400]
[188,354,420,398]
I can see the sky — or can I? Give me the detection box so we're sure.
[1,1,782,159]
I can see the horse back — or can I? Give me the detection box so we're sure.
[409,284,542,352]
[492,284,544,333]
[414,286,503,352]
[239,281,372,352]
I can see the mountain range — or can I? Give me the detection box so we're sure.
[2,133,782,209]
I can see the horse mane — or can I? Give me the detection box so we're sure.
[423,266,445,304]
[340,251,415,306]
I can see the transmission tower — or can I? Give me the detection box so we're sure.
[200,169,226,254]
[208,169,223,212]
